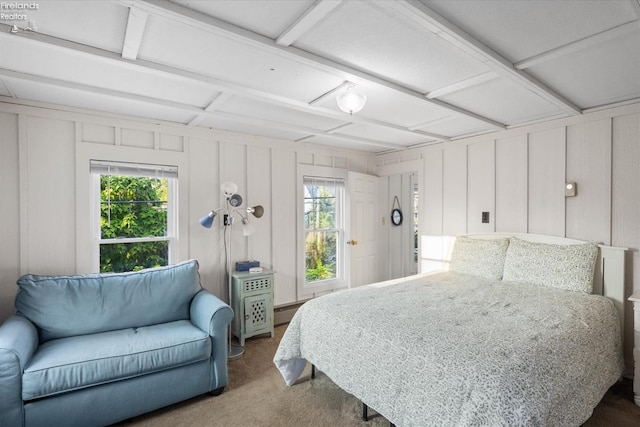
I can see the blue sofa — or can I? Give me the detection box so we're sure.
[0,260,233,427]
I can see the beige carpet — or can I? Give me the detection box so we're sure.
[120,325,640,427]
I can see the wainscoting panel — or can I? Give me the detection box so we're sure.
[467,140,495,234]
[528,127,565,237]
[495,134,528,233]
[247,145,273,268]
[423,150,443,236]
[566,118,612,244]
[443,145,468,235]
[271,149,297,306]
[22,116,76,274]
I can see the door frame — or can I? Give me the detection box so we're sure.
[377,159,425,280]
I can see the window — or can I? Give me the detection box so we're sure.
[303,176,345,286]
[90,160,178,273]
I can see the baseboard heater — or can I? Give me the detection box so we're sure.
[274,301,306,325]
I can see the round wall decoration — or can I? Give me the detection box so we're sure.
[391,208,403,226]
[391,196,403,226]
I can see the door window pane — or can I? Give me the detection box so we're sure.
[305,231,337,281]
[303,177,343,285]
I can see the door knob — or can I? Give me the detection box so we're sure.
[347,240,358,246]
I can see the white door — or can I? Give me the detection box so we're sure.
[348,171,379,288]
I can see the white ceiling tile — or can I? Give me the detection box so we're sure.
[170,0,314,39]
[438,77,564,125]
[219,96,345,131]
[137,14,343,103]
[337,123,432,146]
[425,0,638,62]
[8,78,195,123]
[416,116,495,138]
[198,114,309,141]
[22,1,128,53]
[526,34,640,108]
[294,0,491,92]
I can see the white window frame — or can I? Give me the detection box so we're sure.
[297,165,347,297]
[90,160,178,272]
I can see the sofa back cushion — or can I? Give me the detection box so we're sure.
[16,260,203,342]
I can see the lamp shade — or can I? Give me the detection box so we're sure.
[199,211,217,228]
[229,194,243,207]
[242,219,256,236]
[248,205,264,218]
[336,86,367,115]
[221,181,238,197]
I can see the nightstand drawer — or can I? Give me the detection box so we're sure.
[241,276,272,294]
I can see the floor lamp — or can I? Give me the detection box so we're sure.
[199,182,264,360]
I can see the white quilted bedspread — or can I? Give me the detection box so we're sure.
[273,272,623,427]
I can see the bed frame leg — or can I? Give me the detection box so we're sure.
[362,402,368,421]
[311,364,316,379]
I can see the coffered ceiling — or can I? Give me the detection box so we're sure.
[0,0,638,152]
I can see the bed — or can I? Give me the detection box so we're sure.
[274,234,626,426]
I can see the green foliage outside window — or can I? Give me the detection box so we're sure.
[100,175,169,273]
[305,184,338,282]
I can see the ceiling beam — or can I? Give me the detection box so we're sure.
[118,0,505,129]
[188,92,234,127]
[308,81,351,106]
[387,0,582,116]
[426,72,498,99]
[515,20,640,70]
[212,111,409,150]
[0,78,17,98]
[276,0,343,46]
[0,68,204,114]
[122,7,149,60]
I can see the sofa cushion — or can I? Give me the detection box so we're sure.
[16,260,202,342]
[22,320,211,401]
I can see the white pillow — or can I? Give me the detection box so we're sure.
[449,236,510,280]
[502,237,598,293]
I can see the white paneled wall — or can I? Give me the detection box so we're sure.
[467,141,495,234]
[442,145,467,235]
[528,127,566,236]
[565,119,612,244]
[0,112,20,322]
[0,100,376,323]
[495,134,528,233]
[377,101,640,371]
[21,117,77,275]
[423,151,443,236]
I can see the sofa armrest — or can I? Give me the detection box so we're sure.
[190,290,234,391]
[0,315,39,426]
[190,290,234,336]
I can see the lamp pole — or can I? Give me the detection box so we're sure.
[199,182,264,360]
[224,200,245,359]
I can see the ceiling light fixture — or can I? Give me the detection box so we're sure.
[336,83,367,115]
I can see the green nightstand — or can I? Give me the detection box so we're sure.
[231,270,275,346]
